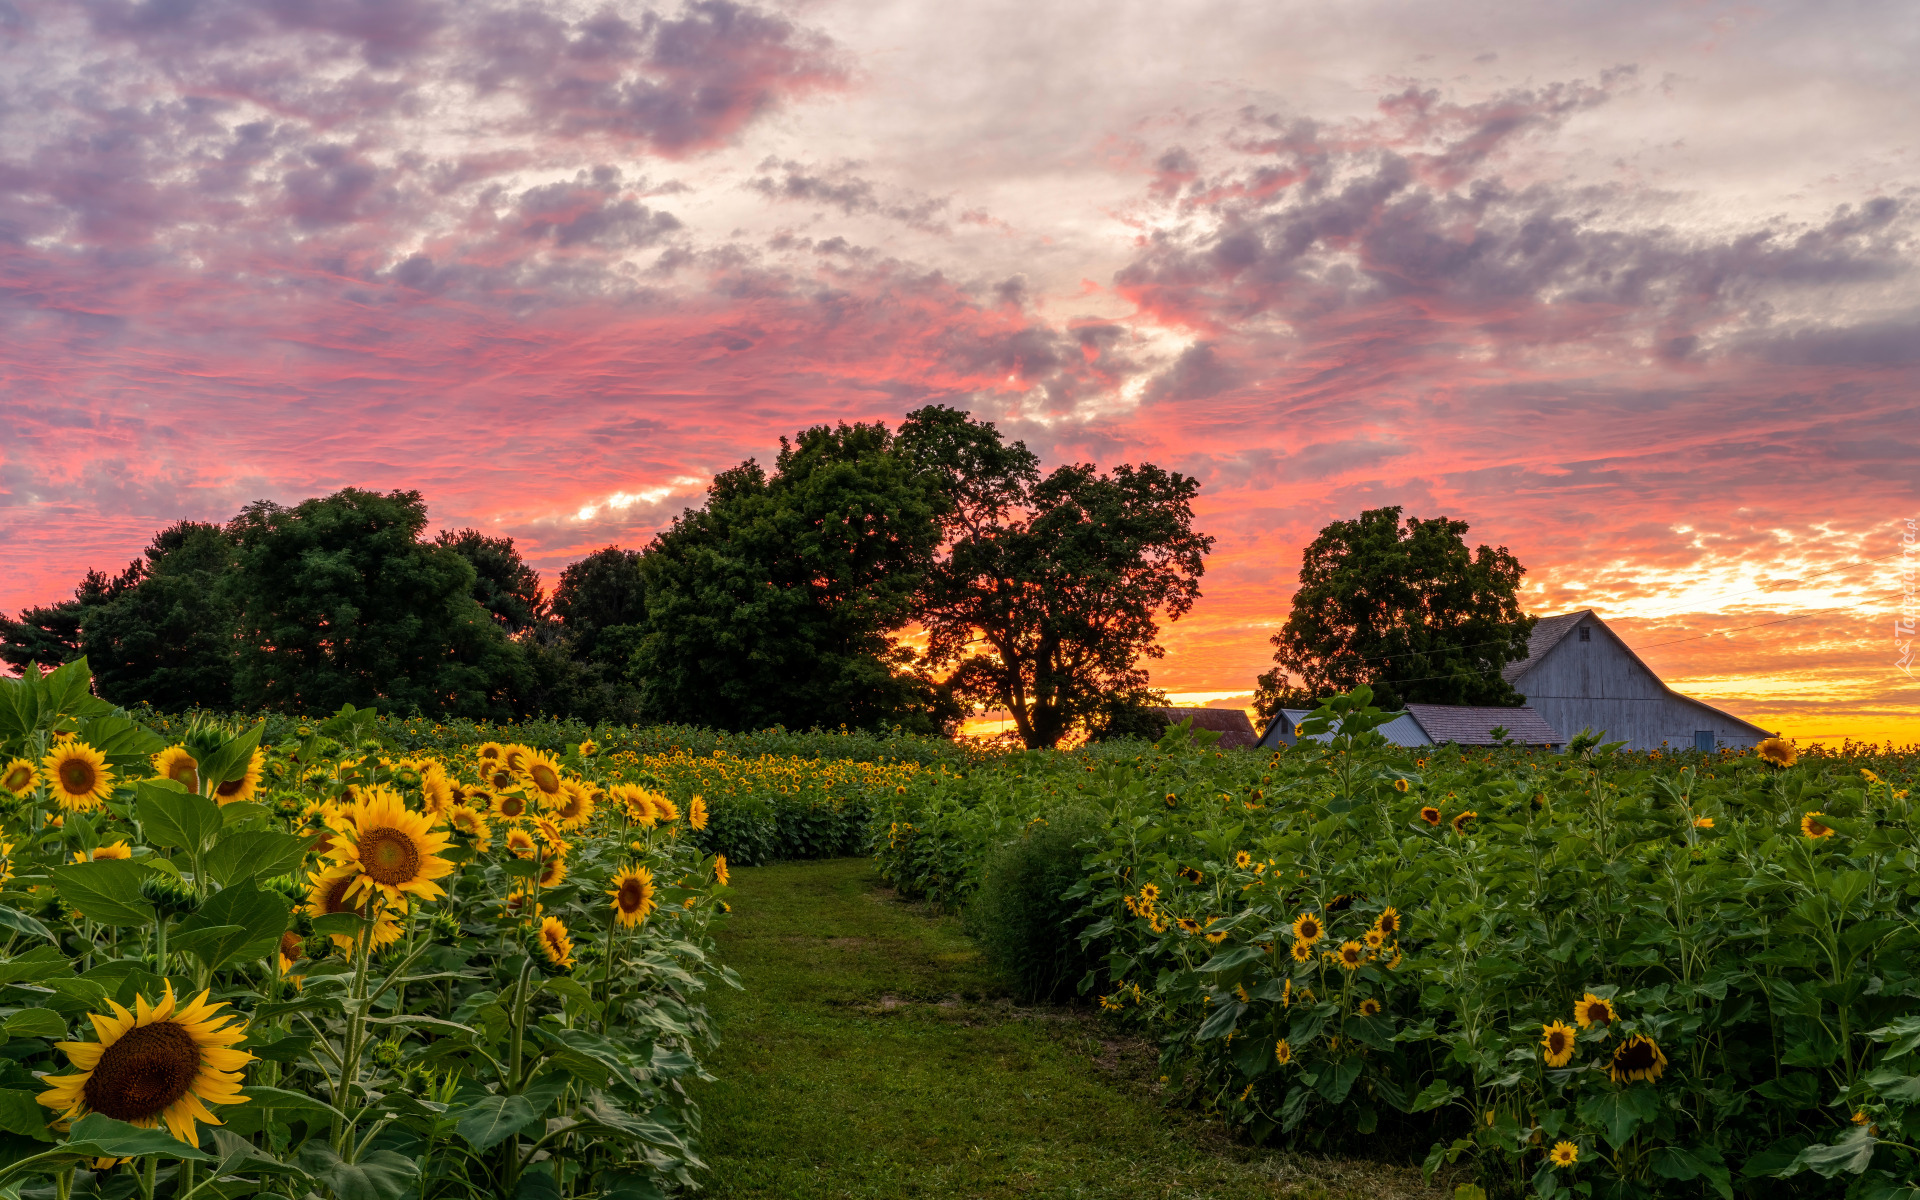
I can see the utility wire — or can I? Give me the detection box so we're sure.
[1280,547,1906,672]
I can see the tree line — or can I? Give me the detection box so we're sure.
[1,407,1213,748]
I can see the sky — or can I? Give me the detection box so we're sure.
[1,0,1917,743]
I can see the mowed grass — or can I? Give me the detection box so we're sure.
[691,858,1447,1200]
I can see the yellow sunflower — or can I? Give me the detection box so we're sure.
[211,750,265,806]
[552,782,595,830]
[1292,912,1324,944]
[501,744,533,774]
[447,804,491,852]
[303,864,403,952]
[485,766,520,793]
[1289,939,1314,962]
[577,738,598,757]
[688,795,709,831]
[505,828,537,859]
[1450,810,1477,835]
[1334,941,1366,970]
[519,752,566,803]
[326,787,454,907]
[537,916,574,969]
[1,757,37,797]
[37,984,253,1145]
[1374,907,1401,938]
[1541,1020,1577,1067]
[1756,737,1797,768]
[617,785,658,827]
[608,866,657,928]
[476,741,508,767]
[1574,993,1616,1029]
[0,838,15,886]
[72,840,133,863]
[420,765,455,816]
[1418,806,1442,826]
[1549,1142,1578,1168]
[276,930,305,977]
[1233,850,1252,869]
[494,792,530,822]
[1363,928,1386,950]
[1175,916,1202,935]
[1138,883,1161,904]
[43,743,113,811]
[714,854,729,887]
[536,851,567,889]
[1609,1034,1667,1084]
[1274,1038,1293,1065]
[653,796,681,823]
[1358,998,1382,1017]
[150,746,199,793]
[1801,813,1834,840]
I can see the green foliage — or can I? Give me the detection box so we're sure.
[873,696,1920,1195]
[79,520,241,709]
[1256,506,1534,714]
[228,487,527,718]
[434,527,547,633]
[911,402,1214,748]
[966,807,1108,1002]
[636,421,951,732]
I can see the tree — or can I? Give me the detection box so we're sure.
[550,547,647,661]
[635,422,950,731]
[906,406,1214,749]
[228,488,525,717]
[434,529,545,633]
[1254,506,1535,715]
[81,521,239,708]
[0,568,133,673]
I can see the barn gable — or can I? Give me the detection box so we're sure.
[1505,610,1773,751]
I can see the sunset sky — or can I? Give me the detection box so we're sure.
[2,0,1916,742]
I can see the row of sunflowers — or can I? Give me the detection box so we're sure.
[874,691,1920,1199]
[0,659,732,1200]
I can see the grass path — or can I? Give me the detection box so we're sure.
[690,858,1446,1200]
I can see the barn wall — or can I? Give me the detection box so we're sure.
[1517,623,1768,750]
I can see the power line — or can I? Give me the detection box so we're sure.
[1282,547,1907,673]
[1365,588,1904,690]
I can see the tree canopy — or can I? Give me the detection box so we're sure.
[228,489,525,718]
[908,406,1212,749]
[1254,506,1534,715]
[635,421,950,732]
[81,521,239,709]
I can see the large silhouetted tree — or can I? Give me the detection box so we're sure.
[81,521,239,708]
[228,489,524,717]
[904,406,1213,749]
[1254,506,1534,715]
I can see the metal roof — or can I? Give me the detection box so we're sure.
[1405,703,1562,746]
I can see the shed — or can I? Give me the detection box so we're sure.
[1502,610,1773,752]
[1148,707,1260,749]
[1258,705,1560,749]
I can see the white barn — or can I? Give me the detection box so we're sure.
[1502,610,1773,752]
[1255,609,1774,753]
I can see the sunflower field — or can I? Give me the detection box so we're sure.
[0,659,732,1200]
[874,691,1920,1199]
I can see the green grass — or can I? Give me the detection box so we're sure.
[691,858,1447,1200]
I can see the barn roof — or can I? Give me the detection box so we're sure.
[1150,707,1259,749]
[1405,704,1562,746]
[1502,610,1590,685]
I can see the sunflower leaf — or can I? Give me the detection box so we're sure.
[1,1009,64,1039]
[203,830,308,888]
[296,1143,419,1200]
[197,721,265,793]
[0,907,55,944]
[178,883,290,970]
[0,1089,54,1142]
[135,782,222,854]
[48,858,155,927]
[67,1113,217,1161]
[453,1092,541,1150]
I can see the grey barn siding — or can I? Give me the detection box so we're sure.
[1506,611,1772,752]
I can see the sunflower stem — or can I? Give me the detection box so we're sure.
[506,956,535,1091]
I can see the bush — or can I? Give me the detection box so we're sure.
[966,807,1107,1002]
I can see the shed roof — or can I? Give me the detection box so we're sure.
[1150,707,1259,749]
[1405,704,1562,746]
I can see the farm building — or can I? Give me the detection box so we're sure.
[1255,610,1773,753]
[1500,610,1773,752]
[1259,704,1561,749]
[1148,707,1260,749]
